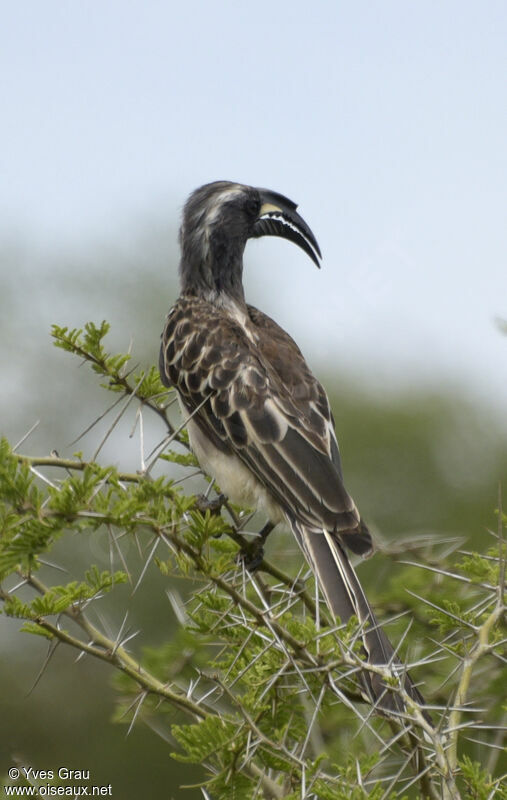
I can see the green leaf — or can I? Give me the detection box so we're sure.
[20,622,55,640]
[459,755,497,800]
[171,716,239,764]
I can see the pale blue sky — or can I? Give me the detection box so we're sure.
[1,1,506,410]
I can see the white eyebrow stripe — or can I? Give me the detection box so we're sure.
[206,187,244,224]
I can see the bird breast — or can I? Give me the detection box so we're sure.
[184,408,284,525]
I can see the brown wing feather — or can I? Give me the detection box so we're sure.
[160,293,371,550]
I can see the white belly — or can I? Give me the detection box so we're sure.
[185,415,284,524]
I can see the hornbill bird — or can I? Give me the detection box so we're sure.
[159,180,428,720]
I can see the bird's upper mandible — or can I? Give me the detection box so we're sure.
[178,181,321,301]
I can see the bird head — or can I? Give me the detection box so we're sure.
[179,181,321,302]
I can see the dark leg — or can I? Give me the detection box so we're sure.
[194,493,226,515]
[241,520,275,572]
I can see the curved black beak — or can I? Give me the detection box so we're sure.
[250,188,322,268]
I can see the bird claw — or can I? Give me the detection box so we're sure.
[194,493,226,515]
[239,542,265,572]
[238,520,275,572]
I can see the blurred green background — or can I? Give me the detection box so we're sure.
[1,224,505,797]
[2,1,507,796]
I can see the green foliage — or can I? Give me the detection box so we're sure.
[1,321,506,799]
[457,546,504,586]
[3,567,126,623]
[161,451,199,467]
[0,439,60,578]
[52,321,168,404]
[458,755,506,800]
[172,716,238,764]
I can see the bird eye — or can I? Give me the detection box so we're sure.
[245,195,261,217]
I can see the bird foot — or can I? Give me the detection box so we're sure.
[240,542,265,572]
[194,493,226,515]
[238,521,275,572]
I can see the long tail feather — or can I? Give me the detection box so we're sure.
[291,521,430,721]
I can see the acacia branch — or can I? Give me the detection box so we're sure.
[15,453,142,483]
[446,601,505,776]
[13,452,318,614]
[53,333,180,441]
[1,576,209,720]
[1,574,285,799]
